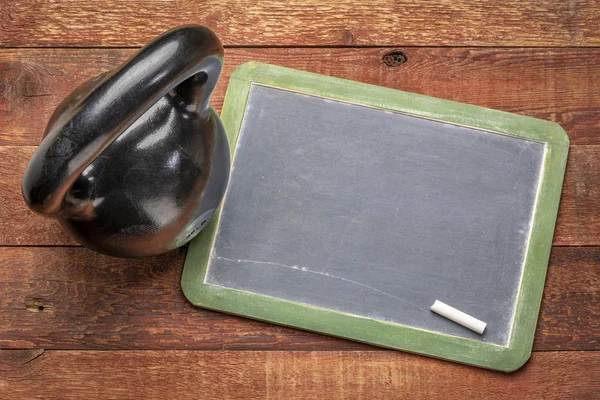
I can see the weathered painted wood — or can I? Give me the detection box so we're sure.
[1,48,599,145]
[0,350,598,399]
[0,246,596,351]
[1,0,598,47]
[3,145,599,246]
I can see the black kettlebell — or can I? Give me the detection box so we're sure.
[22,26,230,258]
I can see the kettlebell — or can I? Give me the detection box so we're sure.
[22,26,230,258]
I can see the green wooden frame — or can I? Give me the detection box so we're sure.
[182,62,569,372]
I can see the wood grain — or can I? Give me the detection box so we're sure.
[0,350,598,399]
[3,145,598,247]
[1,1,599,47]
[0,246,596,351]
[0,146,75,246]
[0,0,598,394]
[537,247,600,351]
[555,146,600,246]
[1,48,599,146]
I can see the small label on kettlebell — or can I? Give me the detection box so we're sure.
[175,208,216,247]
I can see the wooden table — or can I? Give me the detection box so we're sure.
[1,2,599,398]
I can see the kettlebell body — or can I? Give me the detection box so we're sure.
[22,26,230,258]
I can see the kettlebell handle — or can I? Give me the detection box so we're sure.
[22,25,224,217]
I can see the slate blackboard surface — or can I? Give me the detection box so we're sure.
[206,84,544,346]
[182,62,569,371]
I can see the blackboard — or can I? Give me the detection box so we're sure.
[182,62,569,371]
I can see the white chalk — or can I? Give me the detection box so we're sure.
[430,300,487,334]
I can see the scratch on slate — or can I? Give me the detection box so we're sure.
[214,256,426,312]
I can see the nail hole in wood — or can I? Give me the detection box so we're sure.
[382,51,408,67]
[26,298,49,313]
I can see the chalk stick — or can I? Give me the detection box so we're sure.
[430,300,487,334]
